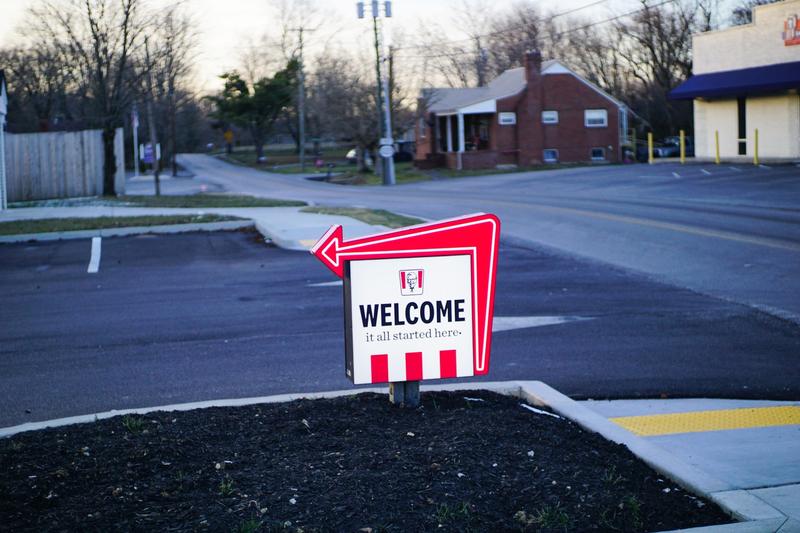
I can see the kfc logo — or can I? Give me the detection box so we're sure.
[784,14,800,46]
[399,269,424,295]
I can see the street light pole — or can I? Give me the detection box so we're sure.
[358,1,395,186]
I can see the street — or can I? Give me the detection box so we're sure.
[162,155,800,322]
[1,230,797,427]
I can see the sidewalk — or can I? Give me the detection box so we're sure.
[583,398,800,530]
[0,206,386,250]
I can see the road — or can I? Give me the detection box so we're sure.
[165,155,800,323]
[2,232,798,427]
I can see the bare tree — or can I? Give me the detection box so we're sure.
[730,0,780,25]
[0,45,76,132]
[307,53,380,171]
[148,4,197,176]
[27,0,148,195]
[485,2,543,79]
[612,0,699,135]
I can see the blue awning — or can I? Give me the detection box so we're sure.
[670,61,800,99]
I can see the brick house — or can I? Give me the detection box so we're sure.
[415,51,629,170]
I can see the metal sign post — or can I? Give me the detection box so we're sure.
[311,213,501,407]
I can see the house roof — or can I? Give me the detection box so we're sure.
[423,60,624,114]
[670,61,800,99]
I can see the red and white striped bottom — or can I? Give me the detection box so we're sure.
[369,350,472,384]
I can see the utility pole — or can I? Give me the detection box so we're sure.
[358,1,395,186]
[290,28,311,172]
[144,38,161,196]
[169,84,177,177]
[131,103,140,178]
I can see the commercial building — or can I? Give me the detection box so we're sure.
[671,0,800,161]
[414,51,628,170]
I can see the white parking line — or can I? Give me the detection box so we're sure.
[700,169,711,176]
[759,164,772,169]
[672,172,680,178]
[729,166,741,172]
[87,237,102,274]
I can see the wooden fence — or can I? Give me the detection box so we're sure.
[3,128,125,202]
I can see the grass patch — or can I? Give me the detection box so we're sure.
[435,502,471,524]
[218,476,235,497]
[0,214,244,236]
[515,504,572,530]
[300,207,423,229]
[219,146,350,173]
[11,195,305,209]
[218,148,430,185]
[121,415,145,435]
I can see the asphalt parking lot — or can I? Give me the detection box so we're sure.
[1,230,798,427]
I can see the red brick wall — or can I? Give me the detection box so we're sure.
[493,93,524,165]
[536,74,620,164]
[503,70,621,165]
[415,99,434,161]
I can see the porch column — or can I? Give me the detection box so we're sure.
[457,113,465,152]
[446,115,453,152]
[433,115,440,153]
[456,113,465,170]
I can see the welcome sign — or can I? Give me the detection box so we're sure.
[311,213,500,385]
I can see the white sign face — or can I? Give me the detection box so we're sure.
[346,255,474,385]
[378,144,395,158]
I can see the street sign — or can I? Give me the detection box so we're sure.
[311,213,500,385]
[378,144,394,158]
[142,143,154,164]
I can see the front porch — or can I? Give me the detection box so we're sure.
[425,111,513,170]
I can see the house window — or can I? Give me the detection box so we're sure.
[541,110,558,124]
[584,109,608,128]
[543,149,559,163]
[591,147,605,161]
[498,112,516,125]
[419,117,426,138]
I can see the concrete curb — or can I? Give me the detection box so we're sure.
[0,220,254,243]
[0,380,787,531]
[516,381,789,532]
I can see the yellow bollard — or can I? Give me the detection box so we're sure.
[679,130,686,164]
[754,128,759,166]
[648,132,654,164]
[715,130,720,164]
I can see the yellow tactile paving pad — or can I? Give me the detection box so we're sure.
[610,406,800,436]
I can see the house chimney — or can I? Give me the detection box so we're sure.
[525,49,542,83]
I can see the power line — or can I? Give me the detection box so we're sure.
[394,0,678,60]
[393,0,612,52]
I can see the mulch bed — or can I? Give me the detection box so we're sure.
[0,391,733,532]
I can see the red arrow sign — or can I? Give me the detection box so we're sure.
[311,213,500,375]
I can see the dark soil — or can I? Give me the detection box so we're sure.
[0,391,733,532]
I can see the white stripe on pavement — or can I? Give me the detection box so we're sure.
[492,316,592,332]
[700,169,711,176]
[87,237,102,273]
[672,172,680,178]
[308,280,343,287]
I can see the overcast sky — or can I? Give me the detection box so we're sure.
[0,0,720,93]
